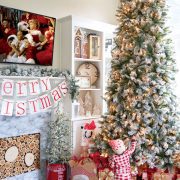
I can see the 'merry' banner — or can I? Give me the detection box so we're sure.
[0,77,68,116]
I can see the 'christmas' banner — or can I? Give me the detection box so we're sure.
[0,77,68,116]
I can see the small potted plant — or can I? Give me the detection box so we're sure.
[46,108,72,180]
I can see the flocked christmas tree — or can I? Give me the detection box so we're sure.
[95,0,179,169]
[46,108,72,164]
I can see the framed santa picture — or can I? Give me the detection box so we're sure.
[0,5,56,66]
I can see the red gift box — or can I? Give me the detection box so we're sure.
[46,163,68,180]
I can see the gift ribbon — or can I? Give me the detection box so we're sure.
[79,158,93,165]
[89,152,109,169]
[99,168,114,180]
[154,172,173,180]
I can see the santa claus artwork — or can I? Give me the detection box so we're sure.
[36,22,55,65]
[108,135,137,180]
[0,19,16,56]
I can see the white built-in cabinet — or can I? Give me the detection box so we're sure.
[59,15,115,155]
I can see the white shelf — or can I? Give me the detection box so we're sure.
[59,15,115,156]
[79,88,101,91]
[72,115,101,121]
[74,58,102,62]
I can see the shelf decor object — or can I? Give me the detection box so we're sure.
[74,28,83,58]
[75,76,91,88]
[88,34,101,60]
[82,32,88,59]
[76,62,99,85]
[78,97,85,116]
[84,91,93,116]
[92,104,101,116]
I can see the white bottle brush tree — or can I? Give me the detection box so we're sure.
[95,0,180,169]
[46,107,72,164]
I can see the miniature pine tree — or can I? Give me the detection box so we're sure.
[95,0,179,169]
[46,111,72,164]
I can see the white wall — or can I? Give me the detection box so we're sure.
[0,0,118,25]
[167,0,180,100]
[0,0,118,68]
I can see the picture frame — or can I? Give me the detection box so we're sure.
[88,34,101,59]
[75,76,91,88]
[0,5,56,66]
[0,133,40,179]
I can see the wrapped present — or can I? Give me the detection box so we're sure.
[131,175,137,180]
[172,152,180,167]
[138,163,148,173]
[146,167,157,180]
[89,152,109,170]
[131,166,138,176]
[69,157,98,180]
[98,168,114,180]
[46,163,69,180]
[80,146,89,158]
[153,172,173,180]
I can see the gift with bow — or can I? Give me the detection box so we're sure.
[69,157,98,180]
[89,152,109,170]
[98,168,114,180]
[153,172,173,180]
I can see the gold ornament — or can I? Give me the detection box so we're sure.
[104,92,111,101]
[112,71,121,80]
[136,116,141,123]
[101,152,108,157]
[109,102,117,114]
[103,136,109,141]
